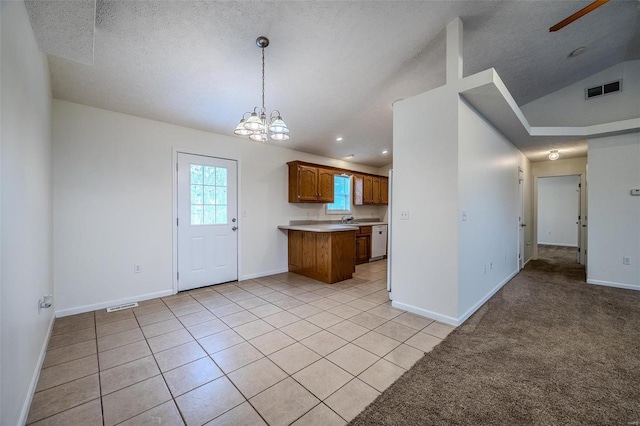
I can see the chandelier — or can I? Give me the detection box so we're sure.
[234,36,289,142]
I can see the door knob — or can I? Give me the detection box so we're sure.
[520,223,527,227]
[232,226,238,231]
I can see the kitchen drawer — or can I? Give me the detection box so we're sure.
[357,226,372,235]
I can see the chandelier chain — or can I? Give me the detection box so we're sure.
[261,47,265,112]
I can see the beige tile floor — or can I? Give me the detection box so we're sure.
[28,260,455,425]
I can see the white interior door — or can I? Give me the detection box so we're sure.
[177,153,238,291]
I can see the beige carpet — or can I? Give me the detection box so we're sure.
[351,246,640,425]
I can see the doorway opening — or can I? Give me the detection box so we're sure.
[534,174,586,276]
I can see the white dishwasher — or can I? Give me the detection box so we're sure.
[371,225,388,261]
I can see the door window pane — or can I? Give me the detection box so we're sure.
[191,205,203,225]
[191,185,203,204]
[191,165,203,184]
[216,206,227,224]
[215,187,227,205]
[204,186,216,205]
[204,166,216,185]
[216,168,227,186]
[190,163,229,225]
[203,205,216,224]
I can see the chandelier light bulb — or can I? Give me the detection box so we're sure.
[234,119,253,136]
[244,111,264,131]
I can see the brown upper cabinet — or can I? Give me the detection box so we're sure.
[380,176,389,204]
[372,177,381,204]
[288,161,335,203]
[287,161,388,205]
[361,175,388,205]
[363,175,373,204]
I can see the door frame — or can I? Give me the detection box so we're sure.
[172,148,242,295]
[518,167,525,270]
[533,172,586,265]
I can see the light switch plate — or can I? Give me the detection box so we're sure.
[400,210,409,220]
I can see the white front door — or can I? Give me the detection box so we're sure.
[177,153,238,291]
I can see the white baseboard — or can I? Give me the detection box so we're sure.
[390,301,458,326]
[456,269,518,326]
[241,268,289,281]
[523,257,531,268]
[587,279,640,292]
[55,290,174,318]
[391,269,518,327]
[19,314,55,425]
[538,243,578,247]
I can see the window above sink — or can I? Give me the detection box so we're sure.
[326,174,352,215]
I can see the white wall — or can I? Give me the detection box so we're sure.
[1,2,54,424]
[457,99,526,318]
[392,84,460,321]
[392,88,531,324]
[53,100,386,316]
[522,60,640,126]
[587,133,640,290]
[537,175,580,246]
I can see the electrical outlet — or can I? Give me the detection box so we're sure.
[400,210,409,220]
[623,257,631,265]
[490,262,493,270]
[134,264,142,273]
[461,210,468,221]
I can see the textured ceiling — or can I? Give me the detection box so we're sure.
[26,0,640,166]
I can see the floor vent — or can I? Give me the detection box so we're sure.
[106,302,139,313]
[586,80,621,99]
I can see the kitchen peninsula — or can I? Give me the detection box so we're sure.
[278,223,358,284]
[278,220,387,284]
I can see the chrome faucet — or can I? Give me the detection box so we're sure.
[340,215,354,224]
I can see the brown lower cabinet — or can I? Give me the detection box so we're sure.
[287,230,356,284]
[355,226,372,264]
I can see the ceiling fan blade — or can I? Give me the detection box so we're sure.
[549,0,610,32]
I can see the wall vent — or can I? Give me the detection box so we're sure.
[585,79,621,99]
[106,302,139,313]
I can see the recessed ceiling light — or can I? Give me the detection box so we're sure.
[382,150,388,154]
[569,47,586,58]
[336,137,343,142]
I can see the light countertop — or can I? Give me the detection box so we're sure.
[277,222,387,233]
[277,224,359,232]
